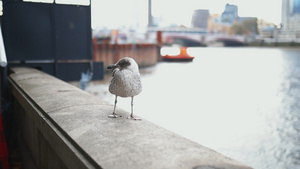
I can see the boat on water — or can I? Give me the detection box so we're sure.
[161,47,195,62]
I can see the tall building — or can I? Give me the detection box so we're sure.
[191,9,210,28]
[280,0,300,40]
[148,0,153,27]
[293,0,300,14]
[221,3,238,24]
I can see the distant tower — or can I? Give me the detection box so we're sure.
[148,0,153,27]
[281,0,290,25]
[192,9,210,29]
[293,0,300,14]
[280,0,300,40]
[221,3,238,24]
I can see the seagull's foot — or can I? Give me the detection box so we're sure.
[108,113,122,118]
[127,115,142,120]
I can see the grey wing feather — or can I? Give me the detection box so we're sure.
[109,69,142,97]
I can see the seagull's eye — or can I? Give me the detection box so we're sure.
[121,62,128,67]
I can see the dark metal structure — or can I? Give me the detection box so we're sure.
[1,0,103,81]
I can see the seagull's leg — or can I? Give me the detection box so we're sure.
[108,95,122,118]
[127,96,141,120]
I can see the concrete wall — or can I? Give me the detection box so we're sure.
[8,67,253,169]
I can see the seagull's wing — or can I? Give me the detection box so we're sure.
[109,69,142,97]
[112,68,119,77]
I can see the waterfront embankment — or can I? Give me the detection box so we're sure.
[248,41,300,47]
[8,67,252,169]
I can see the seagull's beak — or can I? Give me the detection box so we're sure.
[107,64,118,70]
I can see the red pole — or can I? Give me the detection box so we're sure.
[92,37,97,61]
[0,112,9,169]
[157,31,163,46]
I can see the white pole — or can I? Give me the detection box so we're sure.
[0,25,7,67]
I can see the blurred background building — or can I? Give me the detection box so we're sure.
[279,0,300,41]
[221,3,238,24]
[191,9,210,29]
[207,3,257,37]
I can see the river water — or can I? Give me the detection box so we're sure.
[84,47,300,169]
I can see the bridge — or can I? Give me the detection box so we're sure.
[206,34,246,46]
[148,27,247,47]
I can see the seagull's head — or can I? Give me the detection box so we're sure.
[107,57,139,73]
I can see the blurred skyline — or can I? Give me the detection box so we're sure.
[91,0,282,29]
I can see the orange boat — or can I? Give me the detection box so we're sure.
[162,47,195,61]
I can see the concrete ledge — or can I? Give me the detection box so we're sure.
[8,67,252,169]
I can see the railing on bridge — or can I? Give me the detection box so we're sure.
[147,27,208,34]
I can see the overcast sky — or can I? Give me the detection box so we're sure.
[91,0,282,29]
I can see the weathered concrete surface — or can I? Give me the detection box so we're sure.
[8,67,253,169]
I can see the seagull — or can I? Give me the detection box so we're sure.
[107,57,142,120]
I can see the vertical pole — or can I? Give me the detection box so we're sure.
[0,106,9,169]
[156,31,162,61]
[112,30,119,63]
[148,0,153,27]
[87,0,93,73]
[51,1,58,77]
[157,31,163,46]
[92,37,97,61]
[0,24,9,168]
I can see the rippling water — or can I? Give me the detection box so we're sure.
[85,47,300,169]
